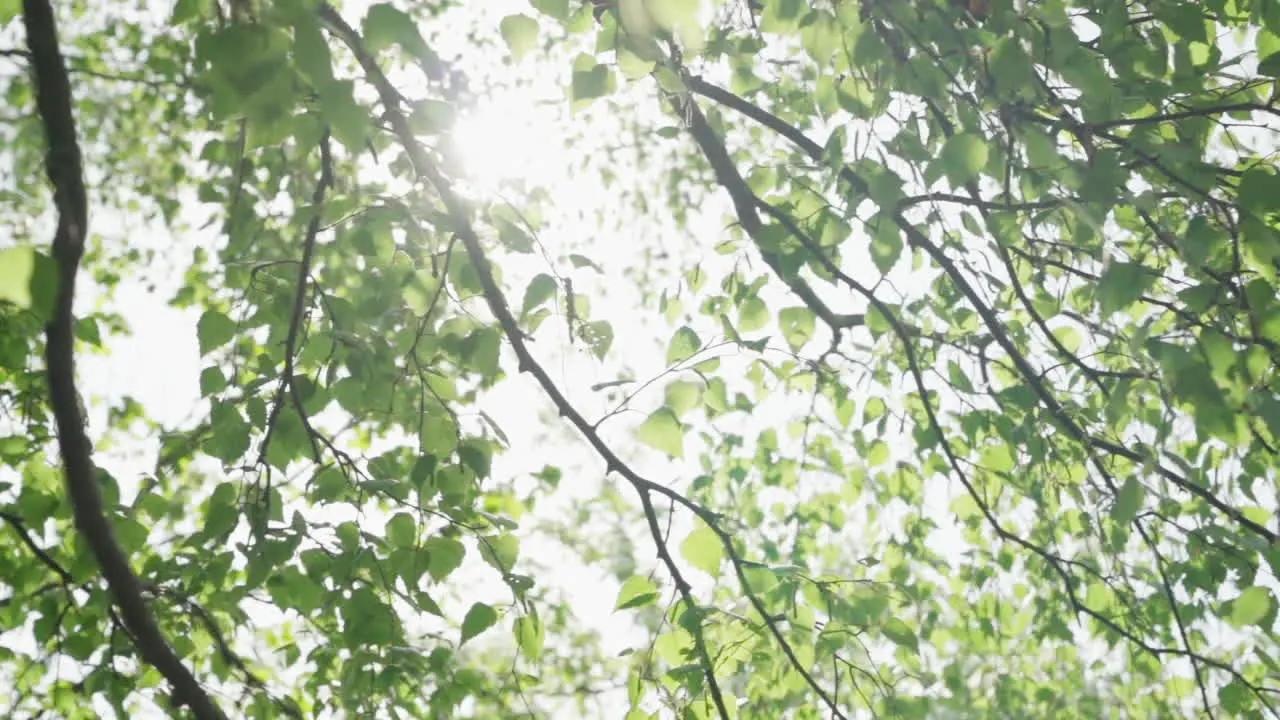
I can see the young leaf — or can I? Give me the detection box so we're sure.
[514,614,544,659]
[663,380,703,417]
[571,55,615,105]
[615,575,660,610]
[424,537,466,581]
[1229,586,1273,628]
[1111,477,1145,526]
[778,307,815,351]
[882,617,919,653]
[460,602,499,644]
[479,534,520,573]
[937,133,988,186]
[636,408,684,457]
[679,526,723,576]
[499,14,539,60]
[385,512,416,549]
[666,326,701,364]
[196,310,236,355]
[738,296,769,332]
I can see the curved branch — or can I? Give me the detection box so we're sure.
[23,1,227,717]
[687,75,1277,546]
[318,5,736,715]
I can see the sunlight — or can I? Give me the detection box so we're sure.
[450,92,564,196]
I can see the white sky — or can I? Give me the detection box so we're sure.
[2,1,1277,717]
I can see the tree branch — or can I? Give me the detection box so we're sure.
[0,510,74,585]
[687,75,1277,546]
[316,5,740,716]
[23,0,226,716]
[257,130,334,468]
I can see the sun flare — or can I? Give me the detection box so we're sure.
[449,93,564,196]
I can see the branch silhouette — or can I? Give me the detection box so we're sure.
[23,0,227,716]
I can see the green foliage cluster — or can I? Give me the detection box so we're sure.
[2,0,1280,717]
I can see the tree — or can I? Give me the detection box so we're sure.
[2,0,1279,717]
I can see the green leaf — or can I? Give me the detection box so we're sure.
[424,537,466,581]
[530,0,570,21]
[1159,2,1209,43]
[0,247,57,321]
[202,482,240,539]
[666,326,701,364]
[311,467,347,503]
[386,512,416,549]
[1096,261,1151,314]
[198,367,226,397]
[947,361,974,393]
[1111,477,1145,526]
[344,587,400,646]
[1259,51,1280,78]
[460,602,498,644]
[514,613,544,659]
[409,99,455,135]
[738,297,769,332]
[869,221,902,274]
[362,3,413,51]
[760,0,804,32]
[778,307,815,351]
[1228,587,1273,628]
[568,253,603,272]
[616,575,660,610]
[581,320,614,359]
[980,444,1015,473]
[882,617,919,653]
[499,14,539,60]
[636,408,684,457]
[479,534,519,572]
[291,15,333,84]
[867,440,889,466]
[645,0,699,31]
[206,403,250,463]
[570,55,615,105]
[315,79,368,151]
[115,517,150,552]
[663,380,702,418]
[617,44,658,79]
[937,133,988,186]
[403,270,441,316]
[197,310,236,355]
[679,526,723,576]
[495,219,534,254]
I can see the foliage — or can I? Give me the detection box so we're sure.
[2,0,1280,717]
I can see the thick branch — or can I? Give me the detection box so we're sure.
[318,5,735,715]
[23,1,227,717]
[687,75,1276,545]
[672,90,860,337]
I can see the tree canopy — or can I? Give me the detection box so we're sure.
[3,0,1280,717]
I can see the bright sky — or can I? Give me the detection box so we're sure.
[51,7,982,710]
[3,1,1275,717]
[60,2,721,715]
